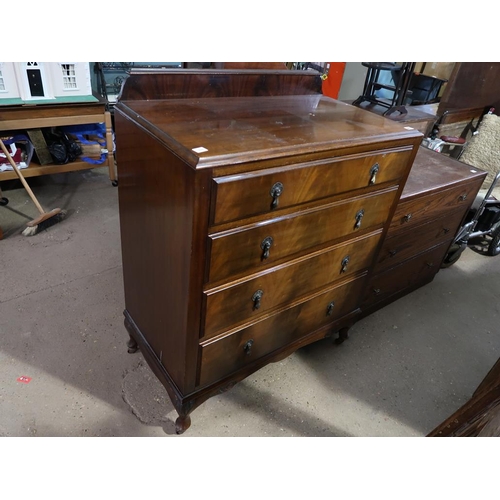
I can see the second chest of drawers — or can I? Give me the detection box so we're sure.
[361,146,487,315]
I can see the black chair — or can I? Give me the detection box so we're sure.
[353,62,415,116]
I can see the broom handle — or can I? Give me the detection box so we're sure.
[0,138,45,215]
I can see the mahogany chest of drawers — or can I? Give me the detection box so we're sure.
[114,69,422,433]
[361,146,487,315]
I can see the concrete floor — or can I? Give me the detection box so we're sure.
[1,166,500,437]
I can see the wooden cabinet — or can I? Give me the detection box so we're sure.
[114,69,422,433]
[0,98,116,184]
[361,146,487,315]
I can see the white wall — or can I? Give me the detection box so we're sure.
[338,62,367,101]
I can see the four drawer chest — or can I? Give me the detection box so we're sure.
[113,69,470,433]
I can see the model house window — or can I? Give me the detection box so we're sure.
[0,69,5,91]
[26,62,44,97]
[61,64,77,89]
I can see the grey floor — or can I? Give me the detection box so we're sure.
[1,166,499,437]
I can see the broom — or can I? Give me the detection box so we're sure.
[0,137,66,236]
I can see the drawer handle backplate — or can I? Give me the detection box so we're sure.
[326,301,335,316]
[369,163,380,185]
[252,289,264,310]
[402,213,412,223]
[354,209,365,229]
[270,182,284,209]
[243,339,254,355]
[261,236,273,260]
[459,193,468,202]
[340,255,350,273]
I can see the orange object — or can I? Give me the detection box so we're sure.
[322,62,346,99]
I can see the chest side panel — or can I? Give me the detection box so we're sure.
[115,110,211,393]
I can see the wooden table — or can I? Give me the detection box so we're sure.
[0,97,116,184]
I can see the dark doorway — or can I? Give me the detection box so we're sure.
[27,65,44,97]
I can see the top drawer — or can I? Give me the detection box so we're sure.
[211,147,413,225]
[389,180,483,233]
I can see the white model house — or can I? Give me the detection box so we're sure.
[0,62,92,102]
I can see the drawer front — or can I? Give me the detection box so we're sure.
[212,148,413,225]
[362,241,451,310]
[209,187,397,283]
[390,182,479,232]
[203,231,382,338]
[198,274,366,387]
[376,209,466,272]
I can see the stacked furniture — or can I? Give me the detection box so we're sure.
[114,69,423,433]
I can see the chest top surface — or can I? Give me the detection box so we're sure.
[402,147,487,199]
[117,95,422,168]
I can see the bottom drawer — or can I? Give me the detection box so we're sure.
[198,274,366,388]
[362,241,451,311]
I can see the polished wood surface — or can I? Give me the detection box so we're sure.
[118,94,422,169]
[116,115,212,392]
[389,181,483,232]
[211,147,413,225]
[115,70,422,432]
[119,69,322,102]
[203,231,382,339]
[376,210,465,273]
[361,146,487,316]
[429,357,500,437]
[199,274,366,388]
[399,146,487,198]
[208,188,397,283]
[362,242,451,309]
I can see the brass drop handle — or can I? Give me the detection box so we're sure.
[243,339,254,355]
[373,288,381,295]
[389,249,397,256]
[402,213,412,223]
[443,227,450,234]
[261,236,273,260]
[354,209,365,229]
[270,182,284,209]
[458,193,468,202]
[369,163,380,185]
[340,255,350,273]
[326,301,335,316]
[426,261,434,268]
[252,289,264,310]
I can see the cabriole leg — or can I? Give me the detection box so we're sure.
[175,414,192,435]
[127,334,139,353]
[334,326,350,345]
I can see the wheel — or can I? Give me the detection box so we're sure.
[112,180,118,187]
[487,226,500,256]
[0,197,8,206]
[441,242,467,268]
